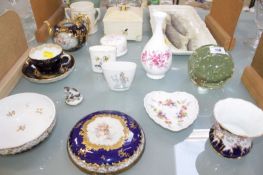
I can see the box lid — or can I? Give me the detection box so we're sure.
[103,6,143,22]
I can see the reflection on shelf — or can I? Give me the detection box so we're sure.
[174,129,209,175]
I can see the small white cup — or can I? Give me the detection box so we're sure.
[102,61,137,91]
[89,45,117,73]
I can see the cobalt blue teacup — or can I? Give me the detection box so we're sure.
[29,43,71,74]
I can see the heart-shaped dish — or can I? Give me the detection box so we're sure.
[144,91,199,131]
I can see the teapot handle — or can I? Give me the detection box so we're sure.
[94,8,101,25]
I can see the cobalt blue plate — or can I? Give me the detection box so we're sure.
[67,110,145,174]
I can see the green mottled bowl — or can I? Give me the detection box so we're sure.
[188,44,234,89]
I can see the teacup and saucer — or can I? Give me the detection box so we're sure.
[22,43,75,83]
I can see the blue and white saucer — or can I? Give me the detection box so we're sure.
[67,110,145,174]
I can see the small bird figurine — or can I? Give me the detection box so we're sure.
[64,87,83,106]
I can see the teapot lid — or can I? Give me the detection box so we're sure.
[54,18,88,33]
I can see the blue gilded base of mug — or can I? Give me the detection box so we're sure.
[209,123,252,159]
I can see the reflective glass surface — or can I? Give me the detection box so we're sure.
[0,9,262,175]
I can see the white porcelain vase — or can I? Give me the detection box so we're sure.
[141,11,172,79]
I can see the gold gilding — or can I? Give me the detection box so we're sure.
[80,114,129,151]
[67,131,145,174]
[43,20,53,36]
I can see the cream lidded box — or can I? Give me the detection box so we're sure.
[103,6,143,41]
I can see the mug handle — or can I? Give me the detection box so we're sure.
[94,8,101,25]
[64,7,71,19]
[60,53,72,68]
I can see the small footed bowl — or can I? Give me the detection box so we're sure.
[209,98,263,159]
[102,61,136,91]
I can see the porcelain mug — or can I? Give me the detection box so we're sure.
[102,61,137,91]
[89,45,117,73]
[66,1,101,35]
[29,43,72,74]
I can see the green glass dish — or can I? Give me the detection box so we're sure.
[188,44,234,89]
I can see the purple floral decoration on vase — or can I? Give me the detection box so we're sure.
[141,50,171,69]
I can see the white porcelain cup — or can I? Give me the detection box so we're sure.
[89,45,117,73]
[66,1,101,35]
[102,61,137,91]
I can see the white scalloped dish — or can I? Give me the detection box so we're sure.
[144,91,199,131]
[0,93,56,155]
[149,5,217,55]
[214,98,263,137]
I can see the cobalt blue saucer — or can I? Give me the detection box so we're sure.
[22,55,75,83]
[67,110,145,174]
